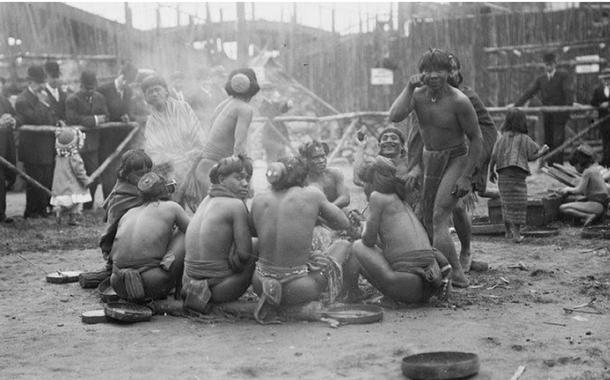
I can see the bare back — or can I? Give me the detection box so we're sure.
[364,192,431,257]
[251,186,349,267]
[202,97,253,159]
[412,86,472,150]
[185,196,251,263]
[112,201,189,267]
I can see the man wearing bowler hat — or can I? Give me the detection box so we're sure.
[514,52,575,164]
[43,60,67,121]
[591,67,610,167]
[66,70,109,209]
[15,65,58,218]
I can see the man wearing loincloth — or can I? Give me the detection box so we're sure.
[299,140,352,250]
[184,69,260,212]
[250,156,351,323]
[182,156,255,314]
[110,172,190,303]
[389,48,483,288]
[344,156,450,303]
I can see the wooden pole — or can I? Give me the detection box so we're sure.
[236,2,248,66]
[0,156,52,196]
[327,118,359,163]
[540,114,610,162]
[87,125,142,183]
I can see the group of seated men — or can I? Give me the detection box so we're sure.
[106,128,451,323]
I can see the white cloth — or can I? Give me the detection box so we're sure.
[604,86,609,99]
[144,98,205,186]
[46,84,60,102]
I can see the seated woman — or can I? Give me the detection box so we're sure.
[343,156,450,304]
[182,155,255,314]
[559,145,609,226]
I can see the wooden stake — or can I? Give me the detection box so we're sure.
[327,118,358,163]
[0,156,52,196]
[87,125,141,183]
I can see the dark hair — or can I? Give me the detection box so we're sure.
[298,140,329,161]
[418,48,452,73]
[209,155,253,184]
[569,148,595,168]
[120,62,138,84]
[268,156,308,191]
[117,149,153,183]
[447,53,463,87]
[225,68,260,100]
[360,157,405,201]
[137,172,171,201]
[501,108,528,134]
[543,52,557,64]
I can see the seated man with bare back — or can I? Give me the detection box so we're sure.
[389,48,482,288]
[184,69,260,211]
[344,156,450,303]
[250,156,351,323]
[110,172,190,303]
[181,155,255,314]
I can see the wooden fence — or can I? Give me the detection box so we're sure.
[285,6,610,112]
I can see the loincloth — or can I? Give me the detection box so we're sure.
[585,192,609,213]
[385,249,443,290]
[111,263,158,302]
[312,225,335,252]
[421,143,468,238]
[254,253,343,324]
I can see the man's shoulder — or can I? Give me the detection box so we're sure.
[15,89,32,103]
[369,191,393,207]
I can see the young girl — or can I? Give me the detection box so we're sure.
[489,108,549,243]
[559,145,609,226]
[50,127,91,225]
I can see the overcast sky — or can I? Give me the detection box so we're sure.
[66,2,400,35]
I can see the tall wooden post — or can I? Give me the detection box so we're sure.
[123,2,133,60]
[205,3,211,24]
[288,3,296,75]
[251,2,255,21]
[236,2,248,66]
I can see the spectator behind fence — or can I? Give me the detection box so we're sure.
[97,62,139,200]
[513,52,574,165]
[590,68,610,167]
[66,70,109,210]
[43,60,67,121]
[15,65,58,218]
[50,127,91,226]
[0,88,18,223]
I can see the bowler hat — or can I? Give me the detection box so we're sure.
[27,65,46,83]
[542,52,557,64]
[44,61,61,79]
[80,70,98,89]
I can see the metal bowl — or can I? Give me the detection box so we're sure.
[401,351,480,380]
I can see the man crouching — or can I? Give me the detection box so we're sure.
[110,172,190,303]
[344,156,450,304]
[251,156,351,323]
[181,155,255,314]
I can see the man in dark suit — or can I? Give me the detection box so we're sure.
[43,60,67,122]
[66,70,109,209]
[591,68,610,167]
[0,91,18,223]
[96,62,138,199]
[15,65,58,218]
[514,52,575,164]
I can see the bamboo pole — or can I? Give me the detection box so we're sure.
[87,124,141,183]
[540,114,610,162]
[327,118,358,163]
[18,122,139,133]
[0,156,52,196]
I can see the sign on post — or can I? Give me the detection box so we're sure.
[575,54,600,74]
[370,68,394,85]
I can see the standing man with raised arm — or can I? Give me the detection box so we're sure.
[389,48,482,288]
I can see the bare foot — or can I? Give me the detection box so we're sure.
[513,235,524,244]
[340,289,366,303]
[583,214,597,227]
[505,231,513,239]
[459,250,472,273]
[452,272,470,288]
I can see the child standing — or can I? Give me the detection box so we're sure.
[489,108,549,243]
[559,145,609,226]
[50,127,91,225]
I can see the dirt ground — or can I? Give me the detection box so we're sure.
[1,162,609,380]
